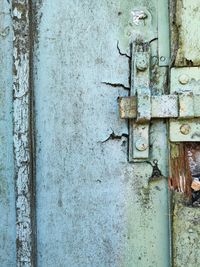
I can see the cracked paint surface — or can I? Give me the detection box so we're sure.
[33,0,170,266]
[0,1,16,266]
[171,0,200,66]
[12,0,36,266]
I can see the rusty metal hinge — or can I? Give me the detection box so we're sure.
[119,43,200,161]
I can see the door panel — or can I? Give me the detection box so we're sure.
[170,1,200,266]
[34,1,170,266]
[0,1,16,265]
[3,0,200,266]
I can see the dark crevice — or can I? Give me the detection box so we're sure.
[117,41,131,59]
[149,37,158,44]
[101,131,128,143]
[102,81,130,91]
[29,0,37,266]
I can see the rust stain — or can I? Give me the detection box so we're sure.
[169,143,192,200]
[170,143,200,205]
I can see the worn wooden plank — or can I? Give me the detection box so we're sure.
[34,0,170,266]
[0,1,16,265]
[12,0,36,266]
[170,143,193,199]
[171,145,200,266]
[172,192,200,267]
[170,0,200,66]
[170,143,200,267]
[170,0,200,261]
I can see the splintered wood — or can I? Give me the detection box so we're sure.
[170,143,200,204]
[170,143,193,198]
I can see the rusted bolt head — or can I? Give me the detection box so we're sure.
[160,56,166,62]
[180,124,191,135]
[135,138,148,151]
[179,74,189,85]
[136,56,148,71]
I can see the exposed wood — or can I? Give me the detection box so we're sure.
[170,143,200,266]
[12,0,36,266]
[170,143,192,199]
[170,1,200,264]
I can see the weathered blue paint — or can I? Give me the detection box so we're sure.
[0,1,16,265]
[34,0,170,266]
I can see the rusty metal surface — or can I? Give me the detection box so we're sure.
[119,95,178,119]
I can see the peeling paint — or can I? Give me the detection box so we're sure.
[12,0,36,266]
[131,10,148,26]
[172,192,200,267]
[170,0,200,66]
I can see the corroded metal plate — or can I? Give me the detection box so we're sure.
[170,67,200,142]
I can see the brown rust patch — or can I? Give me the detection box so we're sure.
[169,143,192,200]
[170,143,200,205]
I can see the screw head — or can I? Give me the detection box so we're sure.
[136,56,148,71]
[135,138,148,151]
[160,56,166,62]
[179,74,189,85]
[180,124,191,135]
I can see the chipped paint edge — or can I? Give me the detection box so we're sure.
[12,1,36,266]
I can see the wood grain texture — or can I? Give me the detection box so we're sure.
[0,1,16,265]
[170,143,193,199]
[34,0,170,266]
[170,0,200,66]
[12,0,36,266]
[170,1,200,266]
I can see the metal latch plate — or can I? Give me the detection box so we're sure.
[170,67,200,142]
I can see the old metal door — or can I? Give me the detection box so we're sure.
[1,0,200,266]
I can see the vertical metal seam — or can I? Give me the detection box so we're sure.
[12,0,36,266]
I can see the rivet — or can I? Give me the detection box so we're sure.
[160,56,166,62]
[179,74,189,85]
[180,124,191,135]
[135,138,148,151]
[136,57,148,71]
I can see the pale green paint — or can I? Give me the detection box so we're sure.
[118,0,157,53]
[158,0,170,66]
[171,1,200,266]
[174,0,200,66]
[170,67,200,142]
[34,0,170,266]
[131,45,151,160]
[0,1,16,265]
[173,193,200,267]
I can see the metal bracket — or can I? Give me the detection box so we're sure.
[158,0,170,66]
[130,43,151,161]
[170,67,200,142]
[119,50,200,160]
